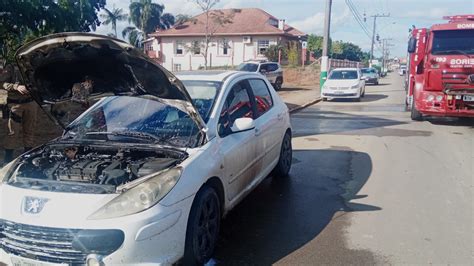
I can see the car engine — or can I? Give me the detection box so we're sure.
[14,144,182,188]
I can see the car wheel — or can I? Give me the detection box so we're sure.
[375,80,379,85]
[322,97,328,101]
[183,186,221,265]
[361,87,365,97]
[272,131,292,177]
[410,96,423,121]
[354,96,361,102]
[274,78,283,90]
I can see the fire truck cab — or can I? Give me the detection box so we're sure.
[406,15,474,120]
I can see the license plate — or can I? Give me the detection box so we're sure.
[11,256,65,266]
[463,95,474,101]
[333,90,343,94]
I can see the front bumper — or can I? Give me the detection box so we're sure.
[415,91,474,117]
[0,186,194,266]
[322,88,360,99]
[364,77,378,84]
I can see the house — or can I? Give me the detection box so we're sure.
[145,8,306,71]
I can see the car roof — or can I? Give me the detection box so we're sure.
[176,70,260,82]
[242,60,279,64]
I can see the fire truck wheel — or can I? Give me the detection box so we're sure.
[411,99,422,121]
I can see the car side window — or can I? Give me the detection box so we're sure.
[259,64,269,72]
[268,64,278,72]
[248,79,273,117]
[218,82,254,136]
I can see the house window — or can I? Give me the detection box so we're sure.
[175,41,184,55]
[257,40,270,55]
[173,64,182,72]
[144,41,153,51]
[192,41,201,55]
[220,39,231,55]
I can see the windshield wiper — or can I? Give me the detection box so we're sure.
[85,131,161,143]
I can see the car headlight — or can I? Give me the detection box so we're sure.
[0,159,19,183]
[88,168,182,220]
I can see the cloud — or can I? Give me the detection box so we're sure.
[289,6,351,35]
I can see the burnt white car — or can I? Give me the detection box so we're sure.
[0,33,292,265]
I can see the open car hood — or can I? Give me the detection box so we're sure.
[15,32,206,131]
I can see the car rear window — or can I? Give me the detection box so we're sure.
[237,63,259,72]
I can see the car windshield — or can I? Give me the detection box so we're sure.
[65,96,201,148]
[329,70,358,80]
[182,80,221,122]
[237,63,259,72]
[432,30,474,55]
[361,68,376,74]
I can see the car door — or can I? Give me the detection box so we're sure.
[217,79,259,202]
[247,78,282,173]
[259,63,273,83]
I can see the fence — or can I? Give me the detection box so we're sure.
[314,58,362,70]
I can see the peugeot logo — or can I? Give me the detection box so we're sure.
[22,196,49,215]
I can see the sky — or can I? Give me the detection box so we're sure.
[95,0,474,58]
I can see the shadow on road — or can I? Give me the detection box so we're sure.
[325,94,388,103]
[291,109,433,137]
[214,149,380,265]
[425,117,474,128]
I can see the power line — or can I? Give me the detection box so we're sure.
[345,0,383,53]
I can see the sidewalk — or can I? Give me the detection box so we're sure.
[278,84,322,113]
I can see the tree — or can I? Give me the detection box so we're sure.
[100,7,128,38]
[190,0,234,70]
[264,44,287,62]
[331,41,365,61]
[0,0,106,63]
[175,14,196,26]
[287,42,299,67]
[124,0,175,47]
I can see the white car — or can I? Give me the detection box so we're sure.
[0,33,292,265]
[321,68,366,101]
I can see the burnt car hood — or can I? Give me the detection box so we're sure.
[15,32,206,131]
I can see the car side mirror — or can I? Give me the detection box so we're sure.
[407,37,416,53]
[231,117,255,133]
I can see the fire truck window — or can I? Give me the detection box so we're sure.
[218,82,253,136]
[248,79,273,117]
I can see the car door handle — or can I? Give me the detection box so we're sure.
[255,128,261,136]
[277,113,284,120]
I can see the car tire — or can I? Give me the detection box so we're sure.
[322,97,328,101]
[274,78,283,91]
[361,87,365,97]
[410,96,423,121]
[375,80,379,85]
[272,131,292,177]
[183,185,221,266]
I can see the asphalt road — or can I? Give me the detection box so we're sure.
[213,73,473,265]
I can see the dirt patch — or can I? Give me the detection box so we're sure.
[283,67,320,87]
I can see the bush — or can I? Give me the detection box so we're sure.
[264,44,287,62]
[288,43,299,67]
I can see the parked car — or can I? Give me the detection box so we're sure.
[399,65,407,76]
[321,68,366,101]
[0,33,292,265]
[237,60,284,90]
[361,67,380,85]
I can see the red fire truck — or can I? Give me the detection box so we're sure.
[406,15,474,120]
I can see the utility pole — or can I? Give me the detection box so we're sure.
[320,0,332,88]
[369,13,390,66]
[380,38,393,74]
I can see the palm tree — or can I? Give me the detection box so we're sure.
[100,7,128,37]
[128,0,175,35]
[122,26,143,47]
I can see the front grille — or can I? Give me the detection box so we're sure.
[0,220,88,264]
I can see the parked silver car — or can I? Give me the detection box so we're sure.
[361,67,379,85]
[237,61,284,90]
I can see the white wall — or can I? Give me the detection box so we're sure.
[158,36,279,71]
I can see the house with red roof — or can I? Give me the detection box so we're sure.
[145,8,306,71]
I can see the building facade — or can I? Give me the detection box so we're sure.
[145,8,306,71]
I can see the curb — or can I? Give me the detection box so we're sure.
[288,97,322,113]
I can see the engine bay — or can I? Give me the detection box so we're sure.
[10,144,183,192]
